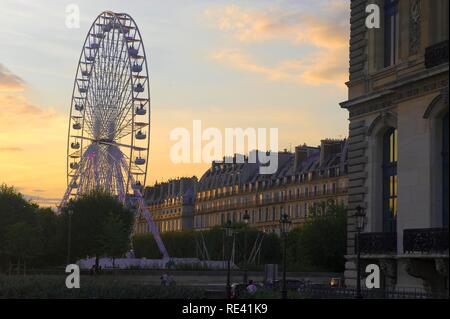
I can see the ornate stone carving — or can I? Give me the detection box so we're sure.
[359,232,397,254]
[405,258,449,296]
[435,258,449,278]
[366,111,397,136]
[403,228,449,254]
[425,41,449,69]
[405,258,435,280]
[409,0,421,56]
[348,74,449,118]
[379,259,397,286]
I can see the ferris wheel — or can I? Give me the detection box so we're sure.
[60,11,168,259]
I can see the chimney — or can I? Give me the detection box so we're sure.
[294,145,309,171]
[180,178,184,195]
[320,139,343,166]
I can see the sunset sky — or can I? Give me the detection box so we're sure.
[0,0,350,206]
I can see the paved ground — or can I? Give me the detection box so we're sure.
[81,271,335,290]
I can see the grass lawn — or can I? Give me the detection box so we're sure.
[0,274,206,299]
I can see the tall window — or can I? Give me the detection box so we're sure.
[443,113,449,228]
[383,128,398,232]
[384,0,399,67]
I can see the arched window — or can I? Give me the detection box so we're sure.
[383,127,398,232]
[443,113,449,228]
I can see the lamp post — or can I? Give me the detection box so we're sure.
[242,211,250,285]
[67,209,74,265]
[224,220,233,299]
[280,213,291,299]
[354,205,366,299]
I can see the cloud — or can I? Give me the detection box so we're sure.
[0,63,25,92]
[0,94,60,130]
[212,49,302,82]
[0,147,23,152]
[204,2,349,86]
[32,189,46,193]
[23,194,61,208]
[211,47,347,86]
[205,4,348,48]
[0,64,61,131]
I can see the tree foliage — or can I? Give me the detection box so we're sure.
[63,190,134,263]
[0,184,64,272]
[1,183,347,273]
[287,201,347,272]
[132,201,346,272]
[132,223,281,267]
[0,185,134,272]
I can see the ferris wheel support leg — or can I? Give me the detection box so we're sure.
[134,189,170,259]
[115,163,126,204]
[121,156,169,259]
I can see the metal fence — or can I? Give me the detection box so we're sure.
[297,285,448,299]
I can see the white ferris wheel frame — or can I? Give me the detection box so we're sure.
[59,11,168,259]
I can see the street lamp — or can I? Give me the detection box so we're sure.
[67,209,74,265]
[224,220,233,299]
[242,211,250,285]
[280,212,291,299]
[354,205,366,299]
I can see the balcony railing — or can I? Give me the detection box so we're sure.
[195,187,348,213]
[425,40,449,69]
[358,232,397,255]
[403,228,449,254]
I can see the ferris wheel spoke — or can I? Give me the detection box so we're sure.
[102,76,131,132]
[113,92,135,137]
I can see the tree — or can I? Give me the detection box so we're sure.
[64,190,134,266]
[287,201,347,272]
[3,222,43,273]
[0,184,41,272]
[132,233,160,259]
[34,207,66,267]
[101,214,132,267]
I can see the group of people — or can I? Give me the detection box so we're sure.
[230,279,258,298]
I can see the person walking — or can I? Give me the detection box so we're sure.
[246,280,257,295]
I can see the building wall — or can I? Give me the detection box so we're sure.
[342,0,449,293]
[134,176,197,235]
[194,141,348,232]
[194,176,348,232]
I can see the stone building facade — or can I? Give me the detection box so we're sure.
[134,176,197,234]
[341,0,448,295]
[194,139,348,233]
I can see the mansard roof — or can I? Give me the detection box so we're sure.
[197,139,348,192]
[144,176,197,204]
